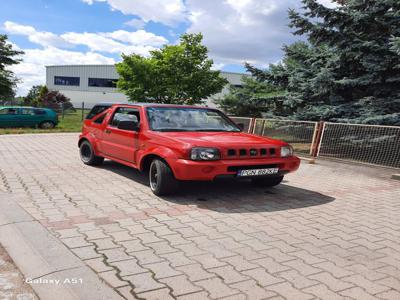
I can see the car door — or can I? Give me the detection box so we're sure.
[18,108,37,127]
[99,106,140,164]
[0,107,20,127]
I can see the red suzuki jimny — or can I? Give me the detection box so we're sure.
[79,103,300,195]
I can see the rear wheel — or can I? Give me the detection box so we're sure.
[251,175,284,187]
[39,121,55,129]
[79,140,104,166]
[149,159,179,196]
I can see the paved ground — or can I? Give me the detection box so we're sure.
[0,133,400,300]
[0,244,38,300]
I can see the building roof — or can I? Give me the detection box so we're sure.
[45,65,249,76]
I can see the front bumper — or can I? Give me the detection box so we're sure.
[170,156,300,181]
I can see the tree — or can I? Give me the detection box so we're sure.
[0,34,24,100]
[24,85,73,111]
[215,76,284,117]
[246,0,400,125]
[24,85,42,106]
[39,87,74,111]
[116,33,228,105]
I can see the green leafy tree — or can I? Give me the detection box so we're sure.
[23,85,43,106]
[215,76,284,117]
[247,0,400,125]
[24,85,73,110]
[0,34,24,101]
[116,33,228,105]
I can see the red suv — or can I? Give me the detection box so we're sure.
[79,104,300,195]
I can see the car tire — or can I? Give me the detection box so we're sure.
[149,159,179,196]
[39,121,55,129]
[79,140,104,166]
[251,175,284,187]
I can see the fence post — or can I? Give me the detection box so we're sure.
[311,121,325,157]
[81,102,84,121]
[250,118,257,134]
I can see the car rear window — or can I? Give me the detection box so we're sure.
[86,105,111,119]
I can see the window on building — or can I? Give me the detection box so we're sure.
[54,76,80,86]
[88,78,117,88]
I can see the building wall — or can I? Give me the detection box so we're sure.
[46,65,247,109]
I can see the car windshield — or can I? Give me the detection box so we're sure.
[146,107,241,132]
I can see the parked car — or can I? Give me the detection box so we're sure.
[79,103,300,195]
[0,106,58,128]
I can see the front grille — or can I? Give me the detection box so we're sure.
[239,149,247,156]
[249,149,257,156]
[225,147,278,158]
[227,149,236,156]
[227,164,278,172]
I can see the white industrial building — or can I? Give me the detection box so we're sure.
[46,65,247,109]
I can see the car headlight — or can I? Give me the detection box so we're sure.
[190,147,220,161]
[281,146,294,157]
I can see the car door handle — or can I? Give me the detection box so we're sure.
[105,129,111,134]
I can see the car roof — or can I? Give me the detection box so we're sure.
[107,103,212,110]
[0,106,41,109]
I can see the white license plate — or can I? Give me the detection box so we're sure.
[237,168,279,177]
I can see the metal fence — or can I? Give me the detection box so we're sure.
[230,117,399,169]
[253,118,318,156]
[318,122,400,168]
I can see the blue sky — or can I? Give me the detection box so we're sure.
[0,0,335,95]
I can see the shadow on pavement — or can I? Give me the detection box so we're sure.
[101,160,335,213]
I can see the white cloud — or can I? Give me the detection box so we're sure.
[10,47,116,95]
[103,30,167,46]
[124,18,146,29]
[4,21,73,48]
[185,0,302,67]
[185,0,337,67]
[4,21,166,56]
[82,0,186,26]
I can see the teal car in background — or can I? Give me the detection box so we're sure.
[0,107,58,128]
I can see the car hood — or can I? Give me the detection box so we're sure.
[154,131,287,148]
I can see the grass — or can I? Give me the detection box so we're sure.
[0,109,88,135]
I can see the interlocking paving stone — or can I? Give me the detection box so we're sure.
[1,133,400,300]
[159,275,203,296]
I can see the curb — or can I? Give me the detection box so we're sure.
[0,193,123,300]
[299,157,316,164]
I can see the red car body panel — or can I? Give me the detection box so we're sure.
[79,104,300,180]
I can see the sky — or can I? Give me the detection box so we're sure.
[0,0,337,95]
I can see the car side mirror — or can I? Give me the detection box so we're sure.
[118,120,139,131]
[237,123,245,131]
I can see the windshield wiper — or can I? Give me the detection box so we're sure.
[194,129,240,132]
[155,128,191,132]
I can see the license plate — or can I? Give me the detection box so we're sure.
[237,168,279,177]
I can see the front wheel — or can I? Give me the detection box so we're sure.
[251,175,284,187]
[39,121,55,129]
[79,140,104,166]
[149,159,179,196]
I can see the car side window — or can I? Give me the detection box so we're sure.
[34,109,46,115]
[109,107,140,127]
[94,114,106,124]
[21,108,35,115]
[0,108,18,115]
[86,105,110,119]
